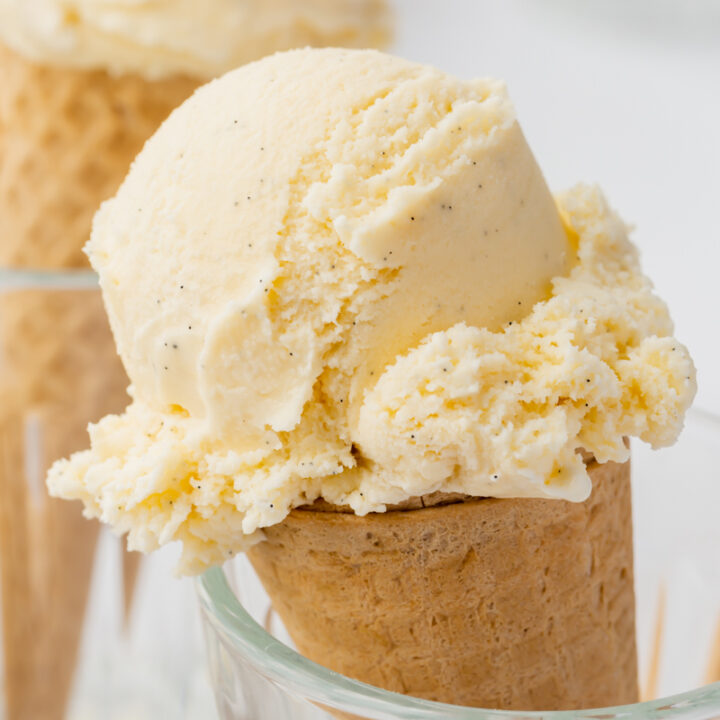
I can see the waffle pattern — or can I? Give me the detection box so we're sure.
[0,45,198,268]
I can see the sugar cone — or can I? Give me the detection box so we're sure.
[248,458,638,711]
[0,44,199,269]
[0,45,200,720]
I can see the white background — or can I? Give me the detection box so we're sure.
[394,0,720,415]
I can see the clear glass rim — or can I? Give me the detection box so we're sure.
[197,407,720,719]
[196,568,720,719]
[0,268,99,291]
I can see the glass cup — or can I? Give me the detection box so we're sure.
[197,408,720,719]
[0,270,212,720]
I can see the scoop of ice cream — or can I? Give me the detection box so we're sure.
[0,0,391,79]
[48,49,696,573]
[85,49,570,443]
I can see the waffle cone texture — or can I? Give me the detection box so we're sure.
[0,45,198,719]
[249,458,638,711]
[0,44,199,269]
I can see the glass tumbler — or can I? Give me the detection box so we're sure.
[0,270,212,720]
[197,409,720,719]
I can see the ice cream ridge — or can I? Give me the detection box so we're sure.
[48,48,696,710]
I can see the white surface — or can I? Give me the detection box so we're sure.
[393,0,720,415]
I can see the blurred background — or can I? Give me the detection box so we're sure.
[0,1,718,718]
[395,0,720,416]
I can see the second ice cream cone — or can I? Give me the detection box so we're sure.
[0,41,200,719]
[249,458,638,711]
[0,44,199,268]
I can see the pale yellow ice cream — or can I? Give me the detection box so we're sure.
[47,49,696,573]
[0,0,390,79]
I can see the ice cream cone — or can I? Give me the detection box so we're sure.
[35,46,692,718]
[0,43,200,719]
[0,44,199,269]
[248,458,638,711]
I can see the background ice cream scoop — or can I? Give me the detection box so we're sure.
[0,0,391,79]
[48,48,695,572]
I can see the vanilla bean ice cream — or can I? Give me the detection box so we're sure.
[0,0,391,79]
[47,49,696,572]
